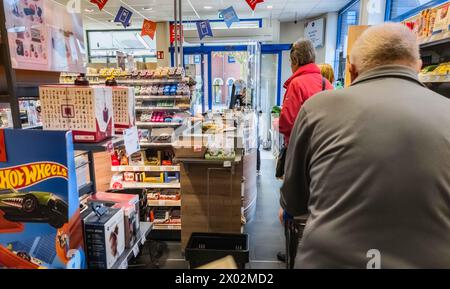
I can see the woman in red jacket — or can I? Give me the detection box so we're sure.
[279,39,334,146]
[276,39,333,263]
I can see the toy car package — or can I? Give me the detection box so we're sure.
[0,129,85,269]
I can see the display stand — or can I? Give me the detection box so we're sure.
[75,136,125,197]
[112,222,153,269]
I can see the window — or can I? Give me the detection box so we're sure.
[335,0,361,83]
[86,30,157,63]
[388,0,439,20]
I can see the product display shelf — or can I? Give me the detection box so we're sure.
[419,34,450,49]
[148,200,181,207]
[119,182,181,189]
[419,74,450,83]
[112,222,153,269]
[73,136,125,152]
[174,154,243,165]
[136,121,183,128]
[74,136,124,197]
[112,165,180,172]
[135,106,187,111]
[118,78,189,85]
[136,95,190,100]
[139,142,176,148]
[153,224,182,231]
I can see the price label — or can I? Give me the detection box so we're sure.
[132,243,140,257]
[119,260,128,269]
[224,161,232,168]
[124,127,140,157]
[141,234,147,245]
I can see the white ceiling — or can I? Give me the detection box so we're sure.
[55,0,352,29]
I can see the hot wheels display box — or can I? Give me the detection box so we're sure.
[39,85,113,143]
[112,86,135,134]
[0,129,85,269]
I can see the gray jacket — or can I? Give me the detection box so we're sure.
[280,65,450,269]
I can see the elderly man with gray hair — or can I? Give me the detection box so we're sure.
[280,23,450,268]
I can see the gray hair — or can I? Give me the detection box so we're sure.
[350,23,421,73]
[290,38,316,67]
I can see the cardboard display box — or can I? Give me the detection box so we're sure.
[39,85,113,143]
[88,192,140,249]
[112,86,135,134]
[0,130,85,269]
[83,207,125,269]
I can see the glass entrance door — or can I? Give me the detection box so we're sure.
[260,52,279,150]
[184,54,208,115]
[210,51,249,112]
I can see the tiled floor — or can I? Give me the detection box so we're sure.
[135,150,287,269]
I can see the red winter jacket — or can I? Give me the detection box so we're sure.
[279,63,333,145]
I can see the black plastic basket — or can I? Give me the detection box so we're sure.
[185,232,249,269]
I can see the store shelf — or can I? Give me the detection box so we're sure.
[136,122,183,128]
[78,182,95,197]
[112,222,153,269]
[22,124,43,130]
[174,154,242,165]
[419,74,450,83]
[136,95,190,100]
[139,142,175,148]
[148,200,181,207]
[73,136,124,152]
[135,106,188,111]
[111,165,180,172]
[119,182,181,189]
[420,35,450,49]
[152,224,181,231]
[118,79,187,85]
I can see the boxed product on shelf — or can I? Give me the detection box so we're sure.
[112,86,135,134]
[164,172,180,183]
[83,207,125,269]
[39,85,113,143]
[150,207,181,225]
[88,192,140,249]
[129,151,146,166]
[148,189,181,201]
[143,172,164,183]
[150,127,175,143]
[0,130,85,269]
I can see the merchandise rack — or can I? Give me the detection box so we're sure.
[74,136,125,197]
[112,222,153,269]
[110,71,193,240]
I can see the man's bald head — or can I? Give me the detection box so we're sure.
[349,23,422,77]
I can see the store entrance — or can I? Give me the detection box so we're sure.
[211,50,249,111]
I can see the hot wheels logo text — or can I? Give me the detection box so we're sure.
[0,162,68,189]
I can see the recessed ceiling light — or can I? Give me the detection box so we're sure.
[84,8,94,13]
[267,5,273,9]
[142,7,153,11]
[203,6,213,9]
